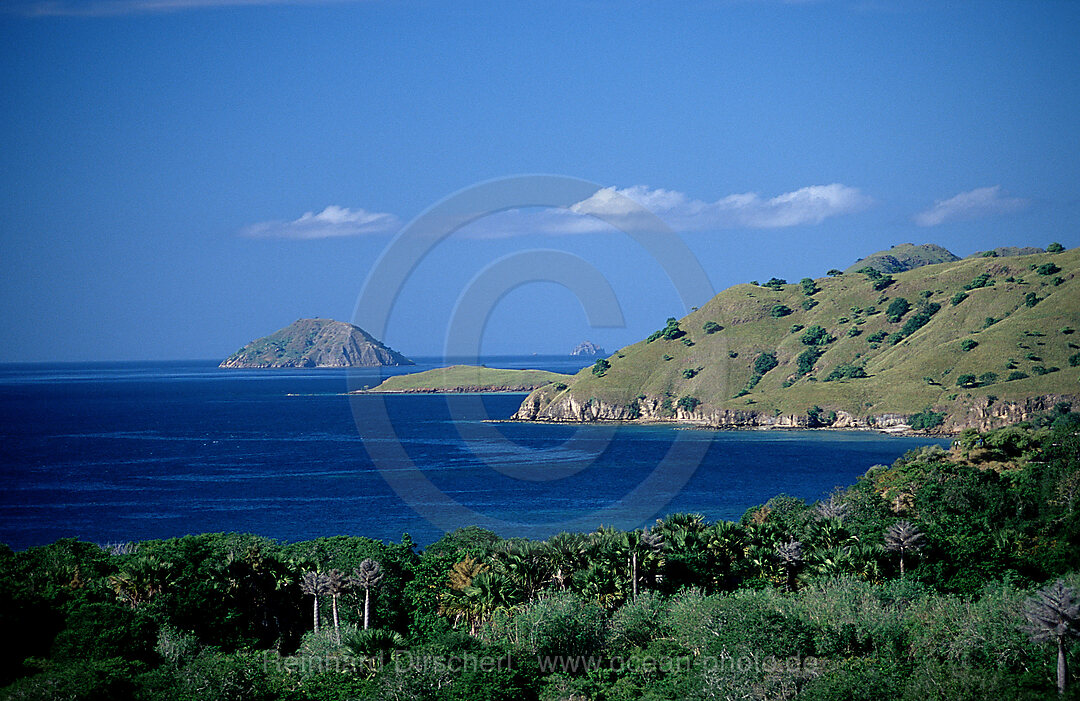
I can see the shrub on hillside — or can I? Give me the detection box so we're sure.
[771,304,793,318]
[951,292,968,306]
[960,339,978,352]
[885,298,910,323]
[703,321,722,334]
[909,409,946,430]
[801,325,831,346]
[753,352,779,376]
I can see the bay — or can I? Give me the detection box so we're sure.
[0,359,950,550]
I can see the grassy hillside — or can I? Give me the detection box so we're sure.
[360,365,571,393]
[517,247,1080,430]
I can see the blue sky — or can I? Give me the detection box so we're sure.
[1,0,1078,362]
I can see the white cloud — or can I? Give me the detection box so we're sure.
[9,0,353,16]
[243,183,871,240]
[913,186,1029,227]
[240,205,400,239]
[559,183,872,233]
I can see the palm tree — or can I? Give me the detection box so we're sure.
[542,532,589,590]
[1021,580,1080,695]
[813,493,849,521]
[884,521,925,577]
[109,555,174,609]
[494,540,550,602]
[622,528,664,599]
[774,539,804,592]
[351,559,384,630]
[343,628,406,677]
[325,569,349,642]
[299,570,331,633]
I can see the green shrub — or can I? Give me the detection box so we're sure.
[978,371,998,385]
[1007,370,1029,381]
[770,304,793,318]
[963,273,993,290]
[1051,276,1064,286]
[886,332,904,346]
[847,326,862,337]
[1047,242,1064,253]
[801,325,831,346]
[802,298,819,310]
[824,364,868,382]
[1036,262,1060,275]
[885,297,910,323]
[801,277,819,295]
[681,368,697,379]
[950,292,968,306]
[899,304,939,337]
[764,277,787,290]
[1024,292,1040,307]
[790,324,805,333]
[983,317,998,328]
[827,269,843,276]
[677,396,701,413]
[956,374,978,387]
[703,321,722,334]
[1031,365,1059,376]
[681,337,694,346]
[591,358,610,377]
[960,339,978,352]
[753,352,779,375]
[872,275,895,291]
[909,409,946,430]
[1069,352,1080,367]
[797,348,822,375]
[867,330,888,344]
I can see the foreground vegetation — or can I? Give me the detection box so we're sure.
[3,409,1079,700]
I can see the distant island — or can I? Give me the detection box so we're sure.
[220,318,413,368]
[570,340,606,357]
[516,243,1078,433]
[355,365,571,393]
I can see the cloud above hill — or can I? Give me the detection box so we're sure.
[914,186,1029,227]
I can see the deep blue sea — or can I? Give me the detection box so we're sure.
[0,358,950,551]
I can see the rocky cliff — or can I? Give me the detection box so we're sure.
[220,318,413,368]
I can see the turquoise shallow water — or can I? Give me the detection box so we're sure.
[0,359,950,550]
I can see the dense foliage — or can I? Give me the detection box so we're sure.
[3,412,1079,700]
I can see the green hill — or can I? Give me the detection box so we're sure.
[221,318,413,368]
[514,246,1079,432]
[356,365,571,393]
[843,243,959,274]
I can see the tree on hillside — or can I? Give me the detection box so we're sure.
[1021,580,1080,695]
[352,559,384,630]
[884,521,925,577]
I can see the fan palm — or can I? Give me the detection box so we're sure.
[774,539,804,592]
[1021,580,1080,695]
[542,532,589,590]
[325,569,349,642]
[813,493,850,521]
[351,559,384,630]
[299,570,331,633]
[884,521,925,577]
[622,528,664,599]
[343,627,406,677]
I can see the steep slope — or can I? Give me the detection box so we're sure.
[843,243,960,274]
[515,247,1079,432]
[220,318,413,368]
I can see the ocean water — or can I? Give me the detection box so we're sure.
[0,359,951,550]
